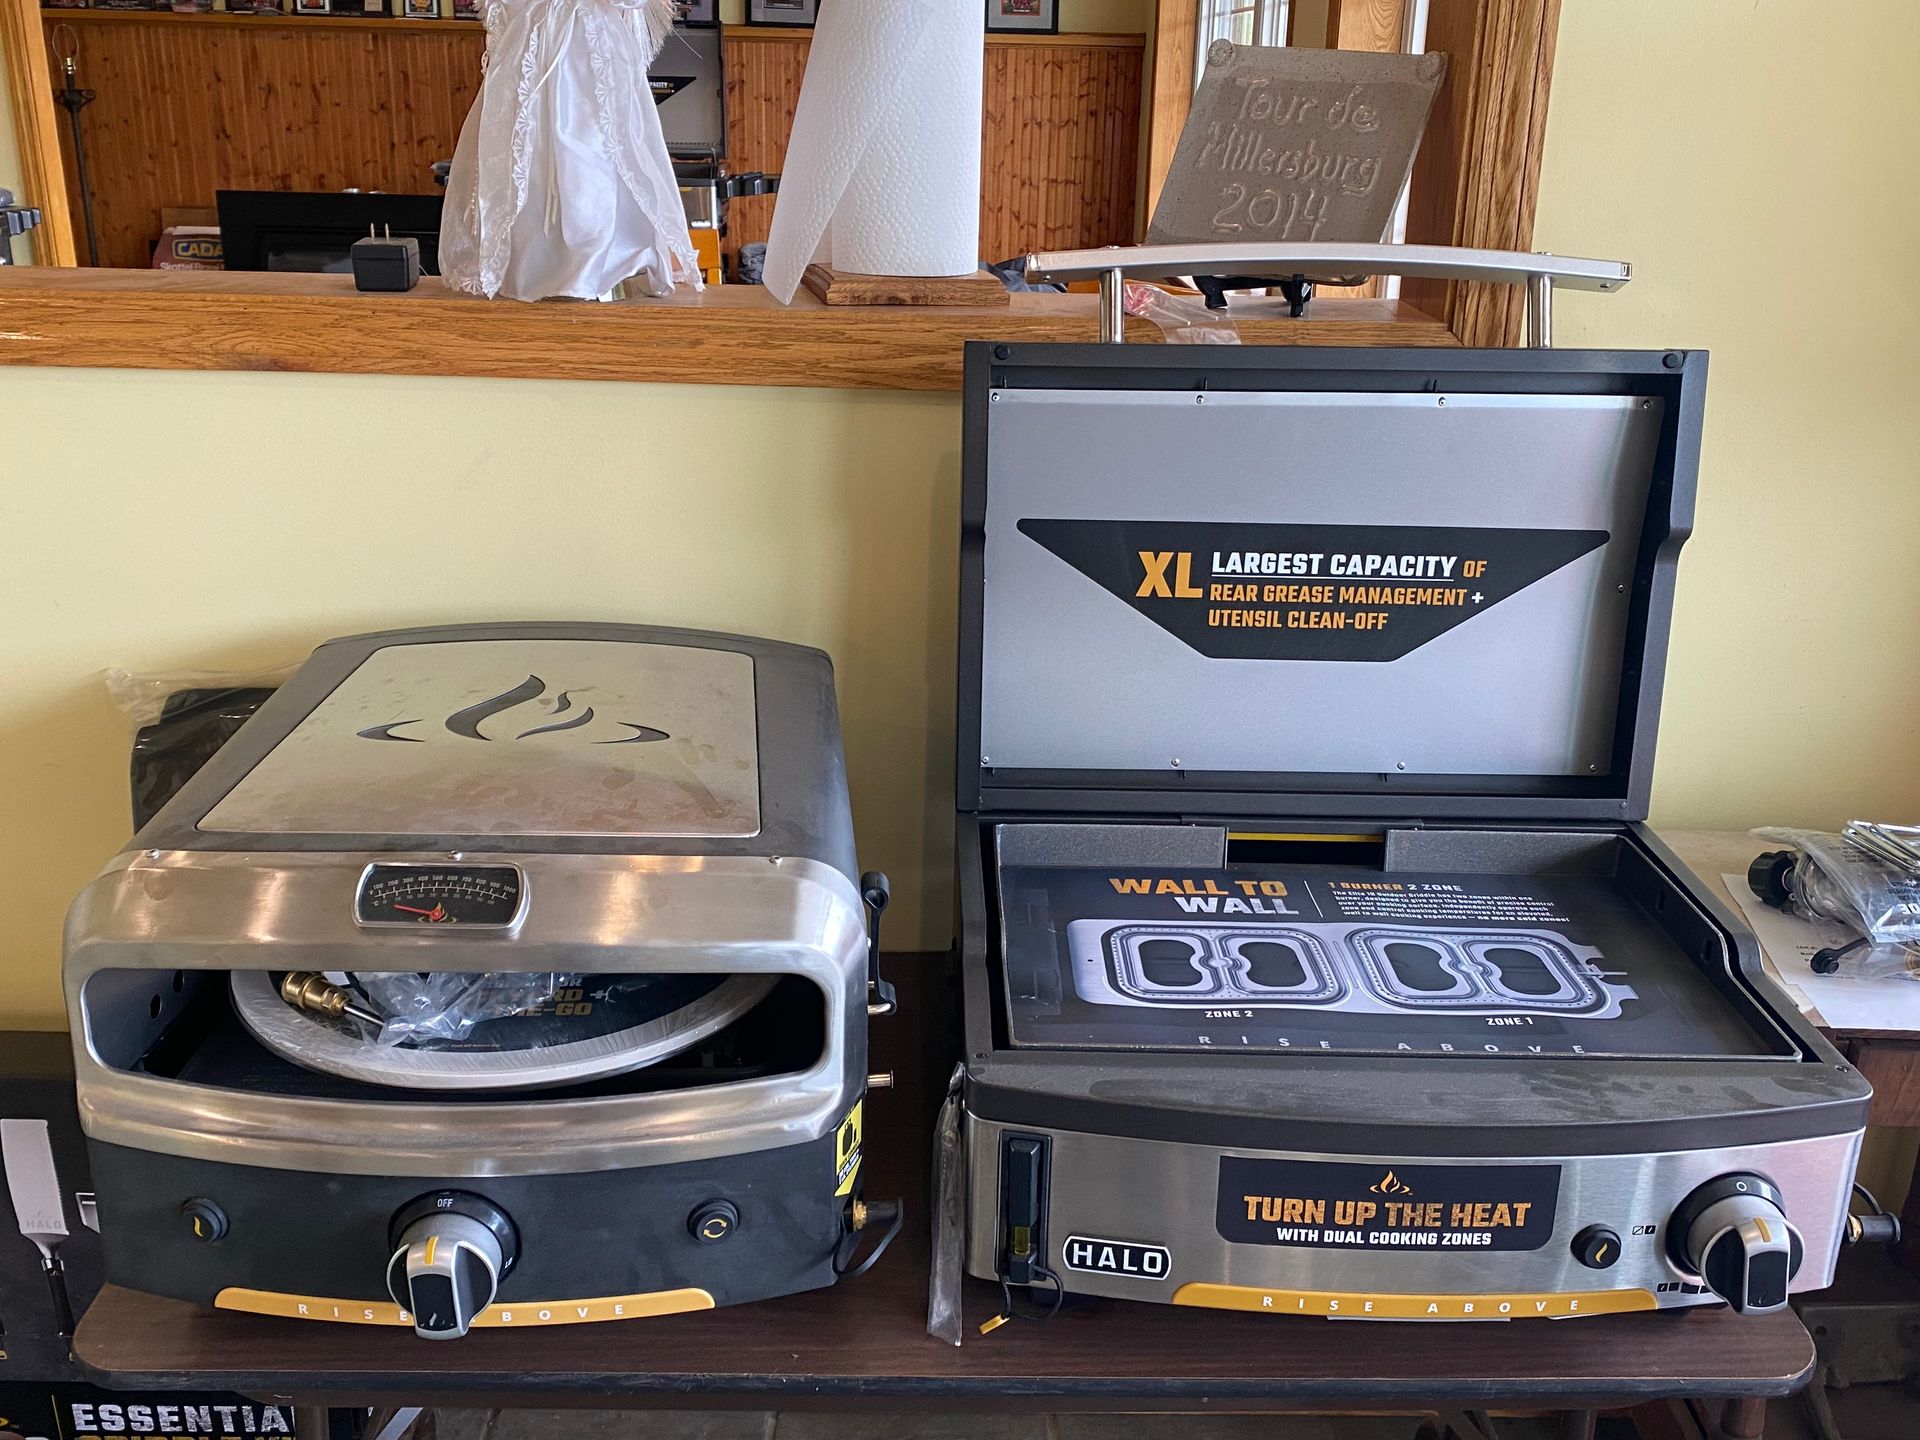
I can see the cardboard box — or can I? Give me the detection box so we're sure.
[152,226,224,270]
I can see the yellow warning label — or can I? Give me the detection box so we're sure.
[834,1099,864,1197]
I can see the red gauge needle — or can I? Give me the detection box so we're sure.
[393,904,447,921]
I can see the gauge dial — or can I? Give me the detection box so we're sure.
[356,866,524,928]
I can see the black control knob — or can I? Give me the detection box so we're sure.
[1570,1225,1620,1270]
[1668,1174,1803,1315]
[385,1192,519,1340]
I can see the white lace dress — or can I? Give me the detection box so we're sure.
[440,0,700,301]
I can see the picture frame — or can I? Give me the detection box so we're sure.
[292,0,331,14]
[745,0,816,26]
[985,0,1058,34]
[402,0,440,17]
[676,0,718,25]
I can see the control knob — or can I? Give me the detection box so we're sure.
[385,1192,520,1340]
[1668,1174,1803,1315]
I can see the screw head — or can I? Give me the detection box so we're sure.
[993,345,1011,360]
[1663,351,1684,369]
[1171,758,1183,768]
[1195,394,1207,404]
[1395,762,1407,771]
[1437,396,1447,406]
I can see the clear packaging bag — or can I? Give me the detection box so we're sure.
[1753,827,1920,944]
[1751,826,1920,978]
[1123,281,1242,344]
[355,972,577,1047]
[926,1064,968,1345]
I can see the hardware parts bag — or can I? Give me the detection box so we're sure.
[440,0,701,300]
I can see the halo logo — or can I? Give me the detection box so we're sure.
[1369,1170,1414,1196]
[355,674,670,745]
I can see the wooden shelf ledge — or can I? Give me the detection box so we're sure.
[0,269,1458,391]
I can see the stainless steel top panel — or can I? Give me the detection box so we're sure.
[198,639,761,839]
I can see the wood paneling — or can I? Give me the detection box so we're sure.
[1143,0,1196,222]
[716,26,809,260]
[979,30,1142,262]
[1401,0,1562,347]
[43,11,483,269]
[3,0,77,262]
[38,13,1142,273]
[0,267,1458,389]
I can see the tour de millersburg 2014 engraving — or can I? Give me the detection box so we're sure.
[1200,82,1389,239]
[1148,45,1445,249]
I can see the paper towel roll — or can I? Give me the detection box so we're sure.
[762,0,984,303]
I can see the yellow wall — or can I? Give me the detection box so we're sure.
[2,0,1920,1031]
[1532,0,1920,831]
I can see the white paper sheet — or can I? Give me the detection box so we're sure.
[1722,874,1920,1033]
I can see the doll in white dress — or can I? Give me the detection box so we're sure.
[440,0,700,300]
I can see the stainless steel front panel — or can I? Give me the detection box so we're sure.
[963,1115,1862,1314]
[980,390,1662,776]
[199,639,761,839]
[65,851,866,1176]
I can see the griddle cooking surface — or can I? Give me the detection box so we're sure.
[998,863,1786,1059]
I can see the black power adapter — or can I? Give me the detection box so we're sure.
[350,224,421,293]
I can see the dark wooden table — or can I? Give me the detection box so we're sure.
[73,953,1817,1424]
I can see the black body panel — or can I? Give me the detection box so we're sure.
[90,1131,846,1311]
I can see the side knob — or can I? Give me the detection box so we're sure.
[1669,1174,1803,1315]
[385,1192,519,1340]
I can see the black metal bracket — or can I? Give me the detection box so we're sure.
[861,870,896,1018]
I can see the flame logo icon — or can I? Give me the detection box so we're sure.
[1368,1170,1414,1196]
[355,674,670,746]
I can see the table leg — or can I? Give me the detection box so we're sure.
[1716,1396,1766,1440]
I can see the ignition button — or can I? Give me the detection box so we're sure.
[181,1198,229,1243]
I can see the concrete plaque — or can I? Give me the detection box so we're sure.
[1148,42,1446,247]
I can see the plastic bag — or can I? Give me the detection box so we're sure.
[106,666,293,829]
[1123,281,1241,344]
[1753,827,1920,944]
[355,972,577,1047]
[439,0,700,300]
[926,1063,968,1345]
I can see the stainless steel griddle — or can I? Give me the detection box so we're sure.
[948,253,1872,1327]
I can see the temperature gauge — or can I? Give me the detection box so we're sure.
[356,865,525,929]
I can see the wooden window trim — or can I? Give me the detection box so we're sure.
[1,0,76,264]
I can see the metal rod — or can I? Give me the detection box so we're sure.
[1099,267,1125,344]
[1526,273,1553,348]
[1028,241,1629,292]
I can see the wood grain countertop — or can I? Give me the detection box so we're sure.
[0,268,1459,391]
